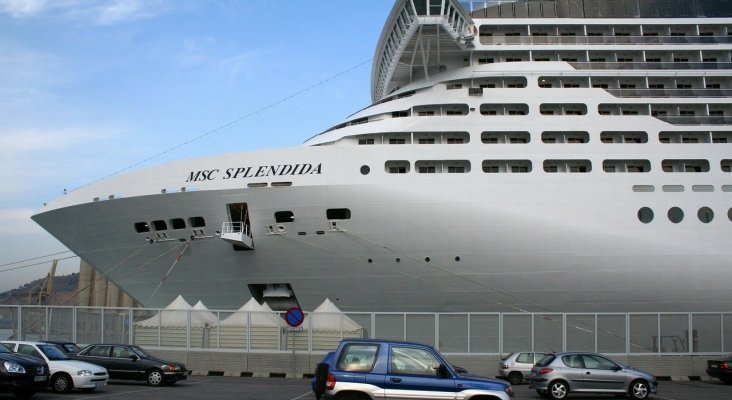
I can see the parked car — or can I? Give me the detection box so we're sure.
[312,339,514,400]
[0,343,49,399]
[706,354,732,384]
[72,344,187,386]
[42,342,81,356]
[498,351,548,385]
[528,352,657,399]
[1,341,108,394]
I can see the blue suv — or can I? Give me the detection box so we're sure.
[312,339,514,400]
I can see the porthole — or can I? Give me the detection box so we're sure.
[455,256,461,262]
[637,207,654,224]
[728,208,732,222]
[698,207,714,223]
[360,165,370,175]
[424,257,431,262]
[367,258,373,263]
[667,207,684,224]
[395,258,401,263]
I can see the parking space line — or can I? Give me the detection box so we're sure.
[288,391,313,400]
[68,387,163,399]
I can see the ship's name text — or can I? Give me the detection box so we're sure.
[186,163,322,182]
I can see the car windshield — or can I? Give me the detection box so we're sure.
[39,344,70,361]
[130,346,150,358]
[0,345,9,354]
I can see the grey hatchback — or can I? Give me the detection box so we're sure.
[528,352,657,399]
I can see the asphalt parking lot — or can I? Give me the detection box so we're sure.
[8,377,732,400]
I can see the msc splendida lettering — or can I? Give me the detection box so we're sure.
[186,163,322,182]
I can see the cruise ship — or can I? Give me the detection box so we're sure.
[32,0,732,313]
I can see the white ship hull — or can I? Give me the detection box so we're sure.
[33,0,732,312]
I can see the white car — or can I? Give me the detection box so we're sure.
[1,341,108,393]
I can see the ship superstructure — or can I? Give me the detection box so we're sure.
[33,0,732,313]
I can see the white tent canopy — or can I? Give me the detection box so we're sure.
[136,295,218,328]
[220,298,281,327]
[303,298,362,331]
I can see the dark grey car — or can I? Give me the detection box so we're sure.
[72,344,187,386]
[528,352,657,399]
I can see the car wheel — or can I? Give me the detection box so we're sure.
[629,380,650,399]
[12,390,35,399]
[548,380,569,400]
[51,373,73,393]
[146,369,164,386]
[508,371,523,385]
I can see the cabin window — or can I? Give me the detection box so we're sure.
[661,159,710,173]
[152,220,167,231]
[603,160,651,173]
[386,161,410,174]
[275,211,295,223]
[359,138,375,145]
[722,160,732,172]
[544,160,592,173]
[134,222,150,233]
[189,216,206,228]
[169,218,186,230]
[327,208,351,220]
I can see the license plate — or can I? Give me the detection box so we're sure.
[710,363,718,368]
[34,376,47,382]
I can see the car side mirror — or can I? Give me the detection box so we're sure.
[437,364,451,378]
[130,355,140,361]
[612,365,622,371]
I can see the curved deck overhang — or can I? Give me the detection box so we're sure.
[371,0,476,102]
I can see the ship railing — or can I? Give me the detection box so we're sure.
[605,88,732,98]
[569,61,732,70]
[222,222,249,237]
[654,115,732,125]
[481,35,732,46]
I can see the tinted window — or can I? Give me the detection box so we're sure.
[582,354,619,370]
[18,344,43,359]
[38,344,68,360]
[87,345,111,357]
[336,344,378,372]
[562,354,584,368]
[516,353,533,363]
[112,346,134,358]
[390,346,441,376]
[536,354,555,366]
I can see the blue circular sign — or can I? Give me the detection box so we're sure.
[285,307,305,327]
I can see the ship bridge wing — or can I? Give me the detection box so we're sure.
[371,0,475,102]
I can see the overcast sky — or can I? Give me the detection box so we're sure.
[0,0,393,292]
